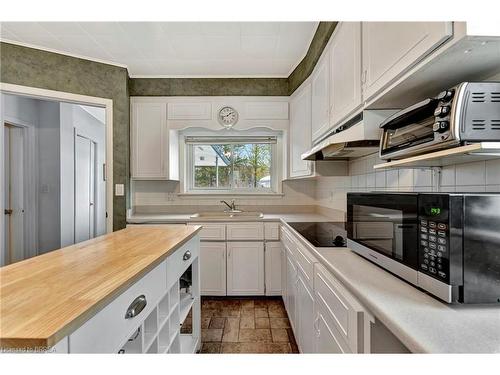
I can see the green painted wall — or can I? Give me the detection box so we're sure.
[129,77,288,96]
[0,42,129,230]
[288,22,338,94]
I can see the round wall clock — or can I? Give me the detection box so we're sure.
[218,106,239,128]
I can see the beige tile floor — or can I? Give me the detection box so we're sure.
[197,297,299,354]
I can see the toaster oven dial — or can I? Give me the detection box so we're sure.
[434,105,451,117]
[433,121,450,133]
[436,89,454,101]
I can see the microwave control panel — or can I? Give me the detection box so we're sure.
[418,195,450,283]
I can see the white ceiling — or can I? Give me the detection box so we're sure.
[0,22,318,77]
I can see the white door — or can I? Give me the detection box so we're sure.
[3,124,25,264]
[200,241,226,296]
[296,272,315,353]
[226,242,264,295]
[311,52,331,141]
[75,134,96,243]
[362,22,452,100]
[330,22,362,126]
[265,241,282,296]
[285,254,297,331]
[289,82,313,178]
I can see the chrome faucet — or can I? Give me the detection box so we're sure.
[220,200,237,211]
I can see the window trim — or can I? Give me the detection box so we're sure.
[180,130,284,196]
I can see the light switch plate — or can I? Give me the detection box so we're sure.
[115,184,125,196]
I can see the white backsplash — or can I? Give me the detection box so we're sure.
[316,152,500,214]
[131,153,500,216]
[132,179,317,208]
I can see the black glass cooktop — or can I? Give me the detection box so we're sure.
[288,222,347,247]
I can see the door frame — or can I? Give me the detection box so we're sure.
[0,83,114,265]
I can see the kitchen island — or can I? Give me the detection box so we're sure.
[0,225,201,353]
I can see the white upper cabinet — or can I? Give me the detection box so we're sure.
[329,22,362,126]
[361,22,452,100]
[167,102,211,120]
[289,81,314,178]
[131,101,169,180]
[244,102,289,120]
[311,52,330,141]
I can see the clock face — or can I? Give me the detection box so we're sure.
[218,106,238,128]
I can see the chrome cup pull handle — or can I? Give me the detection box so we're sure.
[125,295,147,319]
[183,250,192,261]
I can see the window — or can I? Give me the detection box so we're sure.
[185,136,278,193]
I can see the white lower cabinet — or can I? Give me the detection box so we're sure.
[197,222,282,297]
[296,270,315,353]
[281,225,373,353]
[200,242,226,296]
[265,241,282,296]
[285,251,297,331]
[227,242,264,295]
[314,301,350,353]
[280,240,287,299]
[313,263,372,353]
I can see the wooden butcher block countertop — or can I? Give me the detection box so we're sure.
[0,225,201,349]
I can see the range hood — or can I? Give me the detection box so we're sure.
[301,110,398,161]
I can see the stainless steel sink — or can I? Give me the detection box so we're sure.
[190,211,264,219]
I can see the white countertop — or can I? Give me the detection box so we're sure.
[127,212,333,224]
[127,212,500,353]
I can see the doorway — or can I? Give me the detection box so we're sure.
[1,83,114,266]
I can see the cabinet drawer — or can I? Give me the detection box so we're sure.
[264,222,280,240]
[280,227,295,251]
[167,236,200,289]
[69,260,167,353]
[294,242,316,288]
[192,223,226,240]
[314,263,364,353]
[226,223,264,240]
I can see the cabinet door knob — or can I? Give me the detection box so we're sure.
[125,295,147,319]
[183,250,192,261]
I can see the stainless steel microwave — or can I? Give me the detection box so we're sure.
[379,82,500,160]
[347,192,500,304]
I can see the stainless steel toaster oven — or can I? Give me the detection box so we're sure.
[379,82,500,160]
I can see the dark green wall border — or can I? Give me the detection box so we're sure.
[288,22,338,95]
[128,22,337,97]
[0,42,129,230]
[129,77,288,96]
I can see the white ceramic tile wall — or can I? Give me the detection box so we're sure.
[131,154,500,214]
[315,152,500,213]
[132,179,317,207]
